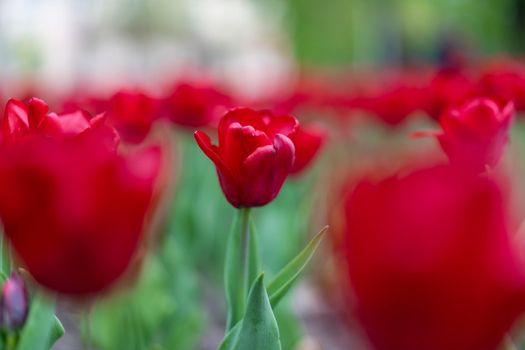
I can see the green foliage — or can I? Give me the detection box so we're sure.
[87,236,203,350]
[268,226,327,308]
[17,294,60,350]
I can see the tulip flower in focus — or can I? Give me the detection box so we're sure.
[195,108,297,208]
[0,273,29,331]
[164,81,232,128]
[435,98,514,172]
[289,124,326,175]
[0,98,163,295]
[342,165,525,350]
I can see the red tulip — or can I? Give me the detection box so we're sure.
[477,62,525,112]
[194,108,297,208]
[164,81,232,128]
[102,89,160,143]
[343,165,525,350]
[289,124,326,175]
[436,98,514,172]
[2,97,118,147]
[0,99,162,295]
[0,273,29,331]
[354,84,427,126]
[423,69,475,120]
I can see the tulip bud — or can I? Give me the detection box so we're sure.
[0,273,29,331]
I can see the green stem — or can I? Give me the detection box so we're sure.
[5,333,17,350]
[83,308,92,350]
[239,208,251,300]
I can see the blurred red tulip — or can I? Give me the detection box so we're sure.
[0,273,29,331]
[436,98,514,172]
[423,69,475,120]
[195,108,297,208]
[2,98,118,148]
[0,98,162,295]
[289,124,326,175]
[477,62,525,112]
[353,84,427,126]
[343,165,525,350]
[164,81,232,128]
[104,89,160,143]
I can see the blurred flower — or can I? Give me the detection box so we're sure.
[103,89,160,143]
[163,81,232,128]
[423,69,475,120]
[436,98,514,172]
[342,165,525,350]
[0,98,162,295]
[194,108,297,208]
[353,84,426,126]
[0,273,29,331]
[289,124,326,175]
[477,61,525,112]
[2,98,118,148]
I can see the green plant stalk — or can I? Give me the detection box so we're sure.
[239,208,251,301]
[224,208,252,330]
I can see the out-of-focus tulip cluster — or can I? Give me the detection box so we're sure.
[1,54,525,350]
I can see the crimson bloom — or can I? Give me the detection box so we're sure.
[195,108,297,208]
[477,62,525,112]
[353,84,427,126]
[164,81,232,128]
[343,165,525,350]
[423,69,475,120]
[0,98,162,295]
[435,98,514,172]
[2,98,115,144]
[289,124,326,175]
[104,89,160,143]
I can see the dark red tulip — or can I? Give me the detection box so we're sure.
[195,108,297,208]
[343,165,525,350]
[0,273,29,331]
[0,99,162,295]
[164,81,232,128]
[289,124,326,175]
[436,98,514,172]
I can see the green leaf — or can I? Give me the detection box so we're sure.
[267,226,328,307]
[17,293,57,350]
[224,208,250,330]
[233,273,281,350]
[48,316,65,348]
[218,322,241,350]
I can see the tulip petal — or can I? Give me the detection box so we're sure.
[195,130,240,205]
[3,99,30,141]
[265,113,299,139]
[241,134,294,206]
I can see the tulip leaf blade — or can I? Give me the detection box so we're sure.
[48,315,65,348]
[233,273,281,350]
[17,293,58,350]
[267,226,328,307]
[217,321,242,350]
